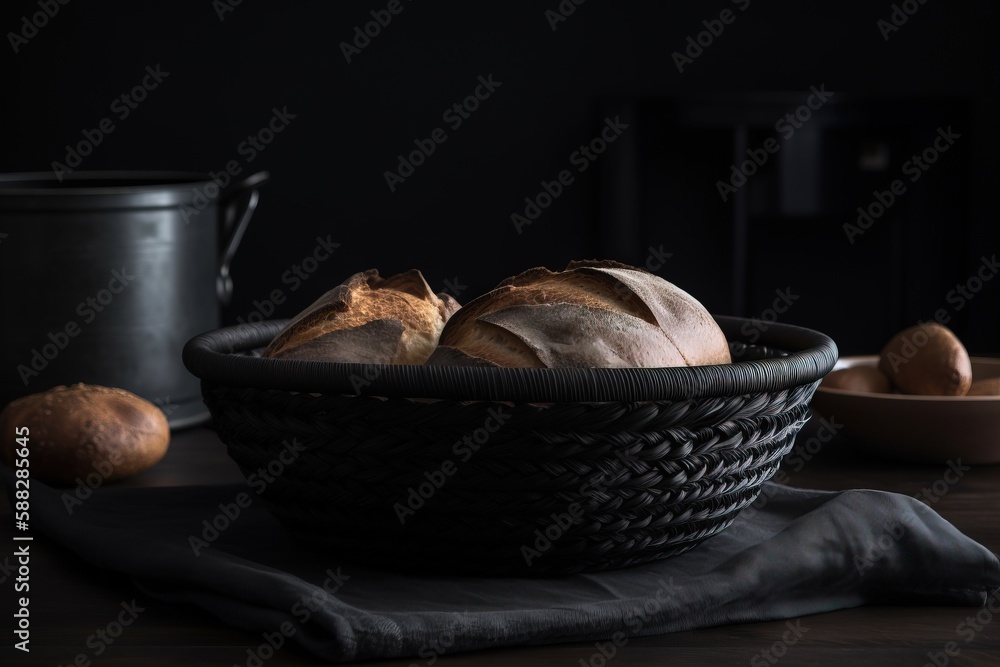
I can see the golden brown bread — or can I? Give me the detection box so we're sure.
[263,269,460,364]
[878,323,972,396]
[0,384,170,485]
[426,260,731,368]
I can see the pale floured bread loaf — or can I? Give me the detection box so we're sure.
[426,260,731,368]
[263,269,460,364]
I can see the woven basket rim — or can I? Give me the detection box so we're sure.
[183,316,837,402]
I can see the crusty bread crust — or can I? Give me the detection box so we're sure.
[429,261,731,369]
[264,269,456,364]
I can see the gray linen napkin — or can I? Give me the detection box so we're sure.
[4,471,998,663]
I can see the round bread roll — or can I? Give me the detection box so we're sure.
[878,323,972,396]
[0,384,170,485]
[264,269,460,364]
[426,260,731,368]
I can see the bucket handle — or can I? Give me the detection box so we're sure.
[216,171,269,306]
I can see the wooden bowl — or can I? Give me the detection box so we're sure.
[811,356,1000,464]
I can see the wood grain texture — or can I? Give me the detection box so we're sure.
[1,417,997,666]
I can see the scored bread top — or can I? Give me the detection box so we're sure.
[430,260,731,368]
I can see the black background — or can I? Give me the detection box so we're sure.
[4,0,998,356]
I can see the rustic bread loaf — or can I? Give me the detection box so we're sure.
[426,260,731,368]
[878,323,972,396]
[263,269,460,364]
[0,383,170,485]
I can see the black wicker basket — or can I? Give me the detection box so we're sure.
[183,316,837,576]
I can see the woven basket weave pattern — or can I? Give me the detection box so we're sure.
[201,379,817,575]
[185,317,836,575]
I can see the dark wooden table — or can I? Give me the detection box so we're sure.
[2,418,998,666]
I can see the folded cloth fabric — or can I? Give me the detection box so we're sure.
[5,471,999,663]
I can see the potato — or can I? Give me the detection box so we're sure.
[822,366,892,393]
[0,384,170,485]
[878,323,972,396]
[967,378,1000,396]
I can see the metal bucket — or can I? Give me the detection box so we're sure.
[0,170,268,428]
